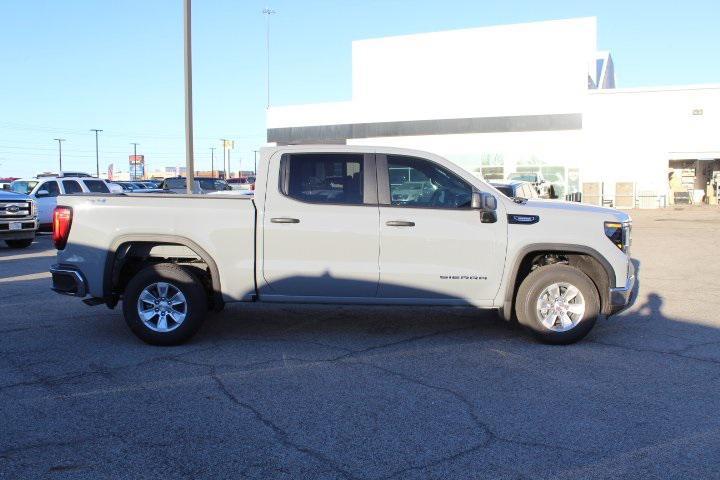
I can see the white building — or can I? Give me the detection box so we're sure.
[267,17,720,207]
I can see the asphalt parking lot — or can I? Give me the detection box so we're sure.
[2,207,720,479]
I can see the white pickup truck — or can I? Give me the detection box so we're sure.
[50,146,634,346]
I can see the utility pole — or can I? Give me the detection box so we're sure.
[53,138,65,173]
[253,150,258,174]
[130,142,139,180]
[183,0,195,194]
[90,129,103,177]
[210,147,215,177]
[220,139,228,179]
[262,8,276,109]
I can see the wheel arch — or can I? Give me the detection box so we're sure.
[501,243,616,321]
[103,234,223,310]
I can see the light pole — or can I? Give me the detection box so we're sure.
[210,147,215,177]
[53,138,65,172]
[130,142,139,180]
[183,0,195,193]
[220,139,228,179]
[253,150,258,174]
[90,129,103,177]
[262,7,276,109]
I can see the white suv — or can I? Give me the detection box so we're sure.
[9,175,119,229]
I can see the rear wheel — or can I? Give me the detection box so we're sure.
[123,263,208,346]
[515,264,599,345]
[5,238,33,249]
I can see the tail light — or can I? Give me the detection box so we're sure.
[250,182,255,191]
[52,206,73,250]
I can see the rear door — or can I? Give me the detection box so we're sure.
[62,180,83,194]
[377,154,505,304]
[261,151,380,298]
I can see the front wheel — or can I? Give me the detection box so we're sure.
[5,238,34,249]
[123,264,208,346]
[515,264,600,345]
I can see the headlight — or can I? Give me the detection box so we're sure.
[604,221,631,253]
[30,199,37,218]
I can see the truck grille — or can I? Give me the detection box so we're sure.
[0,200,33,220]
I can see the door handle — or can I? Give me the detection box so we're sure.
[386,220,415,227]
[271,217,300,224]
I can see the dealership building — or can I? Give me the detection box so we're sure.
[267,17,720,207]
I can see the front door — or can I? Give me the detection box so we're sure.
[261,152,380,298]
[377,154,505,304]
[34,180,60,226]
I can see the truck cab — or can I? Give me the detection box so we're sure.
[10,174,117,229]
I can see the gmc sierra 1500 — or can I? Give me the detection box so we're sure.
[50,145,634,345]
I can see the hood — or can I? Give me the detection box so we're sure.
[505,197,631,222]
[0,191,29,200]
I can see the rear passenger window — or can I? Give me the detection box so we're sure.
[83,180,110,193]
[62,180,83,194]
[283,154,364,205]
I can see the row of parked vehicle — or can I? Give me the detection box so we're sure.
[1,173,256,248]
[490,172,557,200]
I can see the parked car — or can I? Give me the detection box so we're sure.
[159,177,232,194]
[227,177,256,191]
[50,145,634,347]
[9,175,116,229]
[0,190,37,248]
[490,180,539,200]
[506,172,555,199]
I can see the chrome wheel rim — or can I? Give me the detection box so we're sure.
[536,282,585,332]
[137,282,187,332]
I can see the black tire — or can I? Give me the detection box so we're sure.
[122,263,208,346]
[515,264,600,345]
[5,238,33,249]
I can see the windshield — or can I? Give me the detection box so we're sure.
[508,173,537,182]
[9,180,38,195]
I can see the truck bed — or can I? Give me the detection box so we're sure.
[56,193,257,302]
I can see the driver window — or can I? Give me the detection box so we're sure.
[39,181,60,197]
[387,156,472,209]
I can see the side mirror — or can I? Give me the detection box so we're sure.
[473,191,497,223]
[36,190,50,198]
[482,193,497,211]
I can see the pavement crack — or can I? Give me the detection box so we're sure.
[588,339,720,366]
[355,360,596,479]
[211,370,361,480]
[328,326,476,363]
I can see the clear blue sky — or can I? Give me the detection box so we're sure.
[1,0,719,178]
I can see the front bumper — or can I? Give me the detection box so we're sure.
[607,261,636,315]
[0,219,37,240]
[50,264,87,297]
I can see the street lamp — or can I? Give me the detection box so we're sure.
[183,0,195,194]
[253,150,258,174]
[210,147,215,177]
[90,129,103,178]
[53,138,65,173]
[262,7,276,109]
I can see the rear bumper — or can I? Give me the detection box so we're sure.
[50,264,87,297]
[607,261,636,315]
